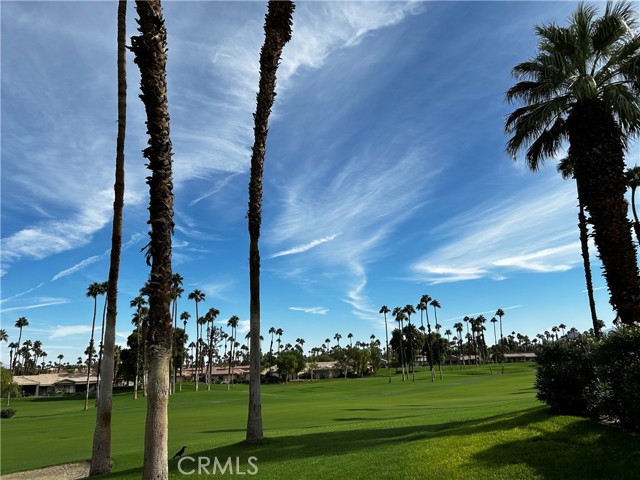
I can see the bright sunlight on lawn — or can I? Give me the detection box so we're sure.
[1,364,638,479]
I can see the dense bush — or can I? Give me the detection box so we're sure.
[534,335,599,417]
[1,409,16,418]
[594,326,640,431]
[535,326,640,432]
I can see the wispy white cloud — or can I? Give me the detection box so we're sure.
[289,306,329,315]
[412,176,581,283]
[51,255,104,282]
[270,234,339,259]
[50,233,146,281]
[0,283,45,305]
[0,297,70,314]
[50,325,93,339]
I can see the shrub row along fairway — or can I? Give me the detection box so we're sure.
[1,364,638,479]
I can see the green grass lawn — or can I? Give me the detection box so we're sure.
[2,364,639,478]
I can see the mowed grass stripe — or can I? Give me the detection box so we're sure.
[1,364,638,479]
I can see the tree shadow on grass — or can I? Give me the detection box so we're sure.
[472,415,640,479]
[104,406,639,479]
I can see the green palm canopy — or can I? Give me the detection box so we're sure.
[505,1,640,325]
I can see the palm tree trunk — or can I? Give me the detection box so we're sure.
[569,99,640,325]
[578,200,600,337]
[90,2,126,473]
[131,0,174,477]
[384,315,391,383]
[134,315,141,400]
[246,0,294,444]
[631,186,640,246]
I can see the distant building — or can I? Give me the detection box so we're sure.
[13,373,98,397]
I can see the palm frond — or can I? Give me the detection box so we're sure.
[525,117,568,170]
[505,96,571,169]
[602,83,640,140]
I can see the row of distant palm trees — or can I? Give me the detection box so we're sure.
[379,300,509,382]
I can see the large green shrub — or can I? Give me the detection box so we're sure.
[594,326,640,431]
[534,335,599,417]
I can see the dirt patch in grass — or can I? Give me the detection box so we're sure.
[3,461,90,480]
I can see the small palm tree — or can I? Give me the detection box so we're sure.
[227,315,239,390]
[430,299,443,379]
[506,2,640,325]
[85,282,102,410]
[379,306,392,383]
[392,307,407,381]
[205,308,220,390]
[188,289,206,391]
[12,317,29,372]
[403,304,416,381]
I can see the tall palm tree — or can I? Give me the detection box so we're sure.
[246,0,295,444]
[12,317,28,372]
[347,333,353,347]
[558,156,601,337]
[379,306,392,383]
[559,323,567,337]
[205,307,220,390]
[495,309,505,373]
[227,315,239,390]
[0,329,7,343]
[267,326,276,375]
[392,307,407,381]
[625,165,640,244]
[490,316,500,369]
[196,314,207,391]
[84,282,102,411]
[444,329,453,368]
[430,299,443,379]
[403,304,416,381]
[32,340,42,374]
[188,289,205,391]
[130,296,147,399]
[334,333,342,348]
[170,273,184,394]
[131,0,174,475]
[94,281,108,405]
[180,311,190,391]
[454,322,464,368]
[420,295,436,382]
[506,2,640,325]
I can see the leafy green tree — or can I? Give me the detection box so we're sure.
[275,349,304,381]
[506,2,640,325]
[1,368,20,406]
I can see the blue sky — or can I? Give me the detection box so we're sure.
[2,1,639,366]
